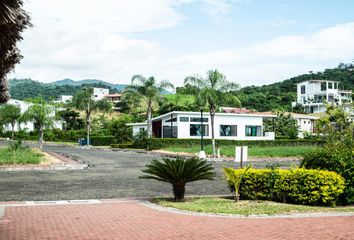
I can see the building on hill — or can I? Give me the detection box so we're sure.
[56,95,73,103]
[2,99,63,132]
[292,80,352,114]
[93,88,109,101]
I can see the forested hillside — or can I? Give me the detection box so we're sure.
[9,63,354,111]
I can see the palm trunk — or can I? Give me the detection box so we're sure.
[173,183,186,202]
[86,114,91,146]
[39,125,44,151]
[11,122,15,139]
[147,105,152,138]
[210,107,216,158]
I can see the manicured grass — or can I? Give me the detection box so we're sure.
[163,145,317,157]
[0,148,44,165]
[154,197,354,216]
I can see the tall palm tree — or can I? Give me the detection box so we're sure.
[124,75,174,138]
[0,0,31,103]
[185,70,241,157]
[0,104,21,139]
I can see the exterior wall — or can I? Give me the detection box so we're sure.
[132,125,147,136]
[93,88,109,101]
[297,118,315,138]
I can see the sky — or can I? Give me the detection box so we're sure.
[10,0,354,88]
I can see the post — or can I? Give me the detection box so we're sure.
[198,109,206,159]
[170,113,173,138]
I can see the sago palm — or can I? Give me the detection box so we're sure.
[124,75,174,138]
[185,70,241,157]
[140,157,215,201]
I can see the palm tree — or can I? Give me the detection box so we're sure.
[0,0,31,103]
[140,157,215,201]
[124,75,174,138]
[185,70,241,157]
[22,98,56,150]
[71,88,112,146]
[0,104,21,139]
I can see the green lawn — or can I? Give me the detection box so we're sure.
[0,148,43,165]
[163,145,317,157]
[154,197,354,216]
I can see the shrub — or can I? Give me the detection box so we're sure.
[111,143,134,149]
[90,136,116,146]
[146,138,325,150]
[140,157,215,201]
[224,168,345,206]
[301,142,354,204]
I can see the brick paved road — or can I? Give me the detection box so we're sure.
[1,201,353,240]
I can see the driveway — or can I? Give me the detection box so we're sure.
[0,145,297,201]
[1,201,353,240]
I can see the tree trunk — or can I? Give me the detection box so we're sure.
[11,122,15,139]
[86,114,91,146]
[210,107,216,158]
[147,105,152,138]
[173,183,186,202]
[39,125,44,151]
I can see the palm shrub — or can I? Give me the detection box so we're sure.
[140,157,215,201]
[224,165,252,202]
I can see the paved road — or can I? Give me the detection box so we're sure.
[1,201,353,240]
[0,145,297,201]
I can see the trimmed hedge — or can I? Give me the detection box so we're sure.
[225,168,345,206]
[111,143,134,149]
[146,138,325,150]
[90,136,116,146]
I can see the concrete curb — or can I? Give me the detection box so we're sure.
[0,207,4,219]
[140,201,354,219]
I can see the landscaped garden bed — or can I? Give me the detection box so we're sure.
[153,197,354,216]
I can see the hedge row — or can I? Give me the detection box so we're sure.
[146,138,325,150]
[225,168,345,206]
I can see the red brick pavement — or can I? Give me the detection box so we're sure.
[0,201,353,240]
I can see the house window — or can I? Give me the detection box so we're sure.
[300,85,306,94]
[245,126,261,137]
[165,117,177,123]
[139,128,145,132]
[190,124,209,136]
[321,82,326,91]
[328,82,333,89]
[190,117,209,122]
[303,121,306,124]
[180,117,189,122]
[334,83,338,89]
[220,125,237,136]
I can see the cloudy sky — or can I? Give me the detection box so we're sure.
[10,0,354,87]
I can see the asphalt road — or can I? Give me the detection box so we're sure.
[0,144,297,201]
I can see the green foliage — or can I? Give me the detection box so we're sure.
[8,139,28,151]
[265,110,299,139]
[0,147,43,165]
[145,138,325,150]
[133,130,149,148]
[224,165,252,202]
[225,168,345,206]
[58,108,84,130]
[110,143,134,149]
[140,157,215,201]
[0,104,21,138]
[106,114,133,144]
[90,136,115,146]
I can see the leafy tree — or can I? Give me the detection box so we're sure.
[58,108,84,130]
[185,70,241,157]
[0,1,31,103]
[124,75,174,138]
[21,98,56,150]
[71,88,112,145]
[140,157,215,201]
[0,104,21,139]
[107,114,133,144]
[265,110,299,139]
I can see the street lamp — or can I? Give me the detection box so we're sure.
[198,109,206,159]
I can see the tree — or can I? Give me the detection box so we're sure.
[71,88,112,145]
[107,114,133,144]
[0,0,31,103]
[185,70,241,157]
[140,157,215,201]
[265,110,299,139]
[0,104,21,139]
[124,75,174,138]
[22,98,56,150]
[58,108,84,130]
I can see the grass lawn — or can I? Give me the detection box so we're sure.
[163,145,317,157]
[154,197,354,216]
[0,148,44,165]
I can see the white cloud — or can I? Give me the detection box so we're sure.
[259,17,297,28]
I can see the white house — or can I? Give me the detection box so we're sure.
[2,99,63,132]
[292,80,352,114]
[93,88,109,101]
[128,111,276,140]
[56,95,73,103]
[291,113,319,138]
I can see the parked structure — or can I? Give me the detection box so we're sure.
[128,111,276,140]
[292,80,352,113]
[2,99,63,132]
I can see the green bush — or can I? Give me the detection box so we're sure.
[225,168,345,206]
[146,138,325,150]
[301,142,354,204]
[90,136,116,146]
[111,143,134,149]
